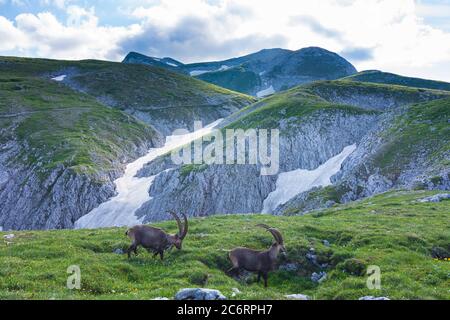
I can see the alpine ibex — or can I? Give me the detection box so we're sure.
[125,211,188,260]
[228,224,286,287]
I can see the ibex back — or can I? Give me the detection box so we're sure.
[228,224,286,287]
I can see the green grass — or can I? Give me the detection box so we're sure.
[1,190,448,300]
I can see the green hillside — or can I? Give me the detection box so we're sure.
[343,70,450,91]
[225,86,380,131]
[0,56,254,108]
[0,75,157,179]
[0,190,448,300]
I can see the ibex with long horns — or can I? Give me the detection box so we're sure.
[125,211,188,260]
[228,224,286,287]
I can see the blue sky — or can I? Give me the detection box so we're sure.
[1,0,450,81]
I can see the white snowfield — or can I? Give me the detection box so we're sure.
[190,65,231,77]
[51,75,66,82]
[165,62,178,67]
[74,119,223,229]
[257,86,275,98]
[190,70,209,76]
[262,145,356,214]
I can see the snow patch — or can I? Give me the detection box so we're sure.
[166,62,178,67]
[190,65,231,76]
[190,70,209,76]
[75,119,223,229]
[262,145,356,213]
[256,86,275,98]
[51,75,66,82]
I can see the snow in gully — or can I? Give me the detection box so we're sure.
[262,145,356,213]
[74,120,223,229]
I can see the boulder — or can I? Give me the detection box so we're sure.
[311,271,327,283]
[419,194,450,203]
[175,288,226,300]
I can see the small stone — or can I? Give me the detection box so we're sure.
[175,288,227,300]
[323,240,330,247]
[3,234,15,240]
[285,294,310,300]
[279,263,300,272]
[311,271,327,283]
[113,248,124,255]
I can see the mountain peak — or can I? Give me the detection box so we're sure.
[123,47,357,96]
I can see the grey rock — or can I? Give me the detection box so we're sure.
[359,296,390,301]
[279,263,301,272]
[0,137,159,230]
[311,272,327,283]
[113,248,124,255]
[323,240,330,247]
[418,194,450,203]
[285,294,310,300]
[175,288,226,301]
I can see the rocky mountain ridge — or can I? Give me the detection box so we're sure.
[123,47,357,96]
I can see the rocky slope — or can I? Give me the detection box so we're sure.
[0,76,160,230]
[274,97,450,215]
[123,47,357,96]
[0,57,253,230]
[134,87,379,222]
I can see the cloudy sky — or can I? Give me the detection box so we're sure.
[1,0,450,81]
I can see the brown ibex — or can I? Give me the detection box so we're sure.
[125,211,188,260]
[228,224,286,287]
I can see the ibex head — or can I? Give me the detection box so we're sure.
[167,211,188,250]
[256,224,286,256]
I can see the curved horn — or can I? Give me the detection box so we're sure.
[168,211,183,237]
[180,212,188,240]
[270,228,284,245]
[256,224,283,244]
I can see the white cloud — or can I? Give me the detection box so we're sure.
[0,0,450,81]
[1,6,141,60]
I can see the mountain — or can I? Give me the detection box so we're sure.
[130,81,450,222]
[0,56,253,230]
[123,47,358,96]
[342,70,450,91]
